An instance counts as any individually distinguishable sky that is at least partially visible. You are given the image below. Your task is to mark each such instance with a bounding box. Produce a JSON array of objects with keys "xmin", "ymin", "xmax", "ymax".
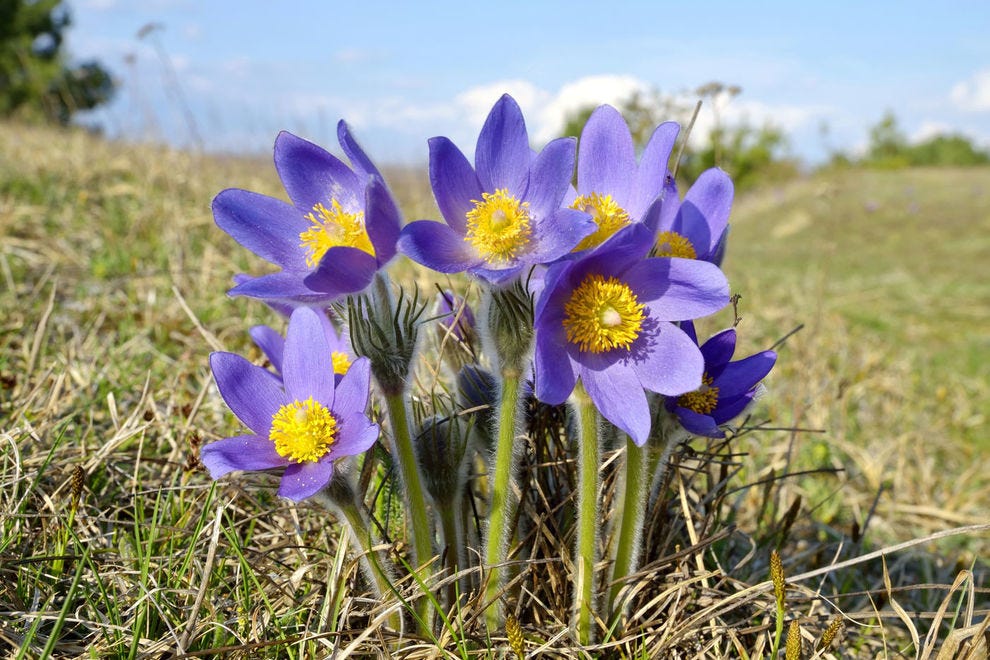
[{"xmin": 66, "ymin": 0, "xmax": 990, "ymax": 165}]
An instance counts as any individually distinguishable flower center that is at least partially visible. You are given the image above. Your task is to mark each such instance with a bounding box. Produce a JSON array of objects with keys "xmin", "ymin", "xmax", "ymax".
[
  {"xmin": 269, "ymin": 397, "xmax": 338, "ymax": 463},
  {"xmin": 299, "ymin": 199, "xmax": 375, "ymax": 268},
  {"xmin": 654, "ymin": 231, "xmax": 697, "ymax": 259},
  {"xmin": 562, "ymin": 274, "xmax": 645, "ymax": 353},
  {"xmin": 464, "ymin": 189, "xmax": 532, "ymax": 264},
  {"xmin": 330, "ymin": 351, "xmax": 351, "ymax": 376},
  {"xmin": 677, "ymin": 374, "xmax": 720, "ymax": 414},
  {"xmin": 570, "ymin": 192, "xmax": 631, "ymax": 251}
]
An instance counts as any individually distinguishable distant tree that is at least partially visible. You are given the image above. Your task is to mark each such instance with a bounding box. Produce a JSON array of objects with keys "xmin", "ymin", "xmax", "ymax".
[
  {"xmin": 865, "ymin": 110, "xmax": 910, "ymax": 167},
  {"xmin": 861, "ymin": 111, "xmax": 989, "ymax": 168},
  {"xmin": 0, "ymin": 0, "xmax": 116, "ymax": 124}
]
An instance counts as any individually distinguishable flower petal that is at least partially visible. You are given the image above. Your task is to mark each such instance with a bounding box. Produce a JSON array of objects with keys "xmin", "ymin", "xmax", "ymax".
[
  {"xmin": 715, "ymin": 351, "xmax": 777, "ymax": 398},
  {"xmin": 229, "ymin": 271, "xmax": 334, "ymax": 305},
  {"xmin": 365, "ymin": 176, "xmax": 400, "ymax": 265},
  {"xmin": 630, "ymin": 121, "xmax": 679, "ymax": 218},
  {"xmin": 249, "ymin": 325, "xmax": 286, "ymax": 374},
  {"xmin": 304, "ymin": 247, "xmax": 378, "ymax": 296},
  {"xmin": 332, "ymin": 356, "xmax": 371, "ymax": 418},
  {"xmin": 674, "ymin": 407, "xmax": 723, "ymax": 438},
  {"xmin": 676, "ymin": 168, "xmax": 733, "ymax": 259},
  {"xmin": 581, "ymin": 364, "xmax": 651, "ymax": 445},
  {"xmin": 528, "ymin": 208, "xmax": 597, "ymax": 264},
  {"xmin": 527, "ymin": 136, "xmax": 576, "ymax": 219},
  {"xmin": 578, "ymin": 105, "xmax": 636, "ymax": 206},
  {"xmin": 282, "ymin": 308, "xmax": 335, "ymax": 405},
  {"xmin": 275, "ymin": 131, "xmax": 363, "ymax": 214},
  {"xmin": 200, "ymin": 434, "xmax": 289, "ymax": 477},
  {"xmin": 278, "ymin": 461, "xmax": 334, "ymax": 501},
  {"xmin": 212, "ymin": 189, "xmax": 308, "ymax": 270},
  {"xmin": 700, "ymin": 328, "xmax": 737, "ymax": 375},
  {"xmin": 534, "ymin": 330, "xmax": 578, "ymax": 405},
  {"xmin": 630, "ymin": 321, "xmax": 705, "ymax": 396},
  {"xmin": 628, "ymin": 258, "xmax": 729, "ymax": 320},
  {"xmin": 337, "ymin": 120, "xmax": 382, "ymax": 181},
  {"xmin": 475, "ymin": 94, "xmax": 530, "ymax": 193},
  {"xmin": 429, "ymin": 136, "xmax": 483, "ymax": 233},
  {"xmin": 332, "ymin": 415, "xmax": 380, "ymax": 457},
  {"xmin": 397, "ymin": 220, "xmax": 481, "ymax": 273},
  {"xmin": 210, "ymin": 351, "xmax": 288, "ymax": 435}
]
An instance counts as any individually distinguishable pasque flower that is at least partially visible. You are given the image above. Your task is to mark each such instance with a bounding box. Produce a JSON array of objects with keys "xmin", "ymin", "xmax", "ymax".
[
  {"xmin": 533, "ymin": 225, "xmax": 730, "ymax": 444},
  {"xmin": 398, "ymin": 94, "xmax": 596, "ymax": 284},
  {"xmin": 213, "ymin": 122, "xmax": 401, "ymax": 305},
  {"xmin": 569, "ymin": 104, "xmax": 679, "ymax": 252},
  {"xmin": 649, "ymin": 167, "xmax": 734, "ymax": 265},
  {"xmin": 201, "ymin": 307, "xmax": 379, "ymax": 501},
  {"xmin": 665, "ymin": 321, "xmax": 777, "ymax": 437}
]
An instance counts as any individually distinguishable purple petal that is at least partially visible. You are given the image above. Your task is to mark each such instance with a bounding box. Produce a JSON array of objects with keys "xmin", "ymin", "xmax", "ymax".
[
  {"xmin": 715, "ymin": 351, "xmax": 777, "ymax": 398},
  {"xmin": 229, "ymin": 271, "xmax": 335, "ymax": 305},
  {"xmin": 212, "ymin": 189, "xmax": 308, "ymax": 270},
  {"xmin": 711, "ymin": 393, "xmax": 756, "ymax": 425},
  {"xmin": 581, "ymin": 365, "xmax": 650, "ymax": 445},
  {"xmin": 676, "ymin": 168, "xmax": 733, "ymax": 257},
  {"xmin": 249, "ymin": 325, "xmax": 286, "ymax": 374},
  {"xmin": 303, "ymin": 248, "xmax": 378, "ymax": 295},
  {"xmin": 278, "ymin": 461, "xmax": 334, "ymax": 501},
  {"xmin": 652, "ymin": 177, "xmax": 681, "ymax": 234},
  {"xmin": 331, "ymin": 415, "xmax": 380, "ymax": 457},
  {"xmin": 331, "ymin": 356, "xmax": 371, "ymax": 418},
  {"xmin": 429, "ymin": 136, "xmax": 483, "ymax": 233},
  {"xmin": 398, "ymin": 220, "xmax": 481, "ymax": 273},
  {"xmin": 527, "ymin": 137, "xmax": 577, "ymax": 219},
  {"xmin": 527, "ymin": 208, "xmax": 597, "ymax": 264},
  {"xmin": 627, "ymin": 258, "xmax": 729, "ymax": 320},
  {"xmin": 631, "ymin": 322, "xmax": 705, "ymax": 396},
  {"xmin": 365, "ymin": 176, "xmax": 401, "ymax": 265},
  {"xmin": 630, "ymin": 121, "xmax": 679, "ymax": 219},
  {"xmin": 282, "ymin": 308, "xmax": 335, "ymax": 405},
  {"xmin": 534, "ymin": 331, "xmax": 578, "ymax": 405},
  {"xmin": 674, "ymin": 407, "xmax": 723, "ymax": 438},
  {"xmin": 337, "ymin": 120, "xmax": 382, "ymax": 181},
  {"xmin": 274, "ymin": 131, "xmax": 362, "ymax": 214},
  {"xmin": 578, "ymin": 105, "xmax": 636, "ymax": 206},
  {"xmin": 200, "ymin": 434, "xmax": 289, "ymax": 477},
  {"xmin": 700, "ymin": 328, "xmax": 737, "ymax": 373},
  {"xmin": 210, "ymin": 352, "xmax": 288, "ymax": 435},
  {"xmin": 475, "ymin": 94, "xmax": 530, "ymax": 193}
]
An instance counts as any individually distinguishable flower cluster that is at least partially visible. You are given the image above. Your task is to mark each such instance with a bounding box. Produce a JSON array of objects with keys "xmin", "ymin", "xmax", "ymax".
[{"xmin": 200, "ymin": 93, "xmax": 778, "ymax": 642}]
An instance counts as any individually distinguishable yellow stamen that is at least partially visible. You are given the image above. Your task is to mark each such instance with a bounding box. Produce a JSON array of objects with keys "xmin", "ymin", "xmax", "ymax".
[
  {"xmin": 299, "ymin": 199, "xmax": 374, "ymax": 268},
  {"xmin": 464, "ymin": 189, "xmax": 531, "ymax": 264},
  {"xmin": 677, "ymin": 374, "xmax": 719, "ymax": 414},
  {"xmin": 269, "ymin": 396, "xmax": 338, "ymax": 463},
  {"xmin": 562, "ymin": 274, "xmax": 645, "ymax": 353},
  {"xmin": 570, "ymin": 192, "xmax": 631, "ymax": 251},
  {"xmin": 654, "ymin": 231, "xmax": 697, "ymax": 259},
  {"xmin": 330, "ymin": 351, "xmax": 351, "ymax": 376}
]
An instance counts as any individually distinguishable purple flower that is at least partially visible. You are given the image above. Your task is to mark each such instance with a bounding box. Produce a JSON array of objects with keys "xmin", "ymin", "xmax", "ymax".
[
  {"xmin": 213, "ymin": 123, "xmax": 401, "ymax": 305},
  {"xmin": 533, "ymin": 226, "xmax": 730, "ymax": 444},
  {"xmin": 650, "ymin": 168, "xmax": 733, "ymax": 265},
  {"xmin": 568, "ymin": 104, "xmax": 679, "ymax": 252},
  {"xmin": 434, "ymin": 290, "xmax": 476, "ymax": 343},
  {"xmin": 249, "ymin": 311, "xmax": 355, "ymax": 383},
  {"xmin": 665, "ymin": 322, "xmax": 777, "ymax": 438},
  {"xmin": 398, "ymin": 94, "xmax": 596, "ymax": 284},
  {"xmin": 201, "ymin": 307, "xmax": 379, "ymax": 501}
]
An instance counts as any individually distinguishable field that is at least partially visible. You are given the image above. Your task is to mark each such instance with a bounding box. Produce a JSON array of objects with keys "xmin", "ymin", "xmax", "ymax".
[{"xmin": 1, "ymin": 120, "xmax": 988, "ymax": 658}]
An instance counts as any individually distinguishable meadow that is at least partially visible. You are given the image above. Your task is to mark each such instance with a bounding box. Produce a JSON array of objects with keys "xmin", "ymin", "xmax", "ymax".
[{"xmin": 0, "ymin": 120, "xmax": 987, "ymax": 658}]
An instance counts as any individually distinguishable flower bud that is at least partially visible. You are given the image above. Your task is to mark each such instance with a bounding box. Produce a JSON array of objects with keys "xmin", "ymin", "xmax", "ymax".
[{"xmin": 414, "ymin": 414, "xmax": 469, "ymax": 507}]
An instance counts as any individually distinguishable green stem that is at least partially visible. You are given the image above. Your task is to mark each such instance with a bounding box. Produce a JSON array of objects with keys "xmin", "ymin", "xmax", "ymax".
[
  {"xmin": 573, "ymin": 382, "xmax": 601, "ymax": 645},
  {"xmin": 438, "ymin": 497, "xmax": 464, "ymax": 610},
  {"xmin": 483, "ymin": 370, "xmax": 523, "ymax": 633},
  {"xmin": 383, "ymin": 392, "xmax": 434, "ymax": 625},
  {"xmin": 608, "ymin": 435, "xmax": 648, "ymax": 623}
]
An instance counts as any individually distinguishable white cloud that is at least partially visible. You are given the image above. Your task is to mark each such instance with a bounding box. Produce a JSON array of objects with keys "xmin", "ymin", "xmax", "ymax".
[
  {"xmin": 530, "ymin": 75, "xmax": 649, "ymax": 144},
  {"xmin": 950, "ymin": 69, "xmax": 990, "ymax": 112},
  {"xmin": 911, "ymin": 120, "xmax": 952, "ymax": 143}
]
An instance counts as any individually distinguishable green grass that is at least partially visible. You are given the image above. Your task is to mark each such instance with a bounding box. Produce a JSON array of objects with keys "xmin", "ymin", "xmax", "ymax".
[{"xmin": 1, "ymin": 120, "xmax": 988, "ymax": 657}]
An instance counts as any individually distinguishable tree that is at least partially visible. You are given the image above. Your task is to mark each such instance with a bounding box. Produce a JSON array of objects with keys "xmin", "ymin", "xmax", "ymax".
[{"xmin": 0, "ymin": 0, "xmax": 116, "ymax": 124}]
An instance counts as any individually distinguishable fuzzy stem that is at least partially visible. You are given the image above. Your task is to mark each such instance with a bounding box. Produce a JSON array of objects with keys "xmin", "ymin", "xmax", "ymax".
[
  {"xmin": 572, "ymin": 381, "xmax": 601, "ymax": 645},
  {"xmin": 483, "ymin": 370, "xmax": 523, "ymax": 633},
  {"xmin": 383, "ymin": 392, "xmax": 434, "ymax": 626},
  {"xmin": 313, "ymin": 477, "xmax": 402, "ymax": 633},
  {"xmin": 438, "ymin": 497, "xmax": 464, "ymax": 609},
  {"xmin": 608, "ymin": 435, "xmax": 648, "ymax": 621}
]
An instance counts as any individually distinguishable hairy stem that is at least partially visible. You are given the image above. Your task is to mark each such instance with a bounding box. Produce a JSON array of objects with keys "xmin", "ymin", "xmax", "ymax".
[
  {"xmin": 483, "ymin": 370, "xmax": 523, "ymax": 633},
  {"xmin": 608, "ymin": 435, "xmax": 648, "ymax": 622},
  {"xmin": 572, "ymin": 382, "xmax": 601, "ymax": 645}
]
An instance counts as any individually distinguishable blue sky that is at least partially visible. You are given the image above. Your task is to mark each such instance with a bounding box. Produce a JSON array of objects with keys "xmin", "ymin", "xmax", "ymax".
[{"xmin": 67, "ymin": 0, "xmax": 990, "ymax": 164}]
